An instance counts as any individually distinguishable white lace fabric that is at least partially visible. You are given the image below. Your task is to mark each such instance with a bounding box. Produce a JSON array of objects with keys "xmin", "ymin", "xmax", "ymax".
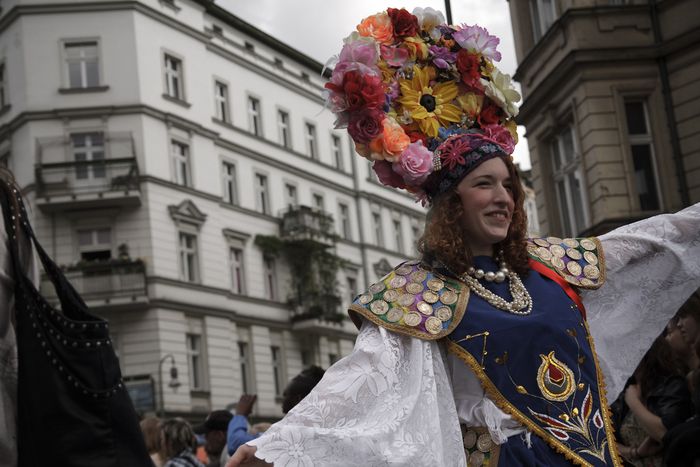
[{"xmin": 250, "ymin": 203, "xmax": 700, "ymax": 466}]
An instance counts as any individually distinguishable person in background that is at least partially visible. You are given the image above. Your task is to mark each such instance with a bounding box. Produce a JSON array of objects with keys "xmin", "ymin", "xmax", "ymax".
[
  {"xmin": 193, "ymin": 410, "xmax": 233, "ymax": 467},
  {"xmin": 161, "ymin": 417, "xmax": 205, "ymax": 467},
  {"xmin": 140, "ymin": 416, "xmax": 164, "ymax": 467}
]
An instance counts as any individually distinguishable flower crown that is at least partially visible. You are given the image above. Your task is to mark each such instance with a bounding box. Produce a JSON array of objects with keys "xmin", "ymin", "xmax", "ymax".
[{"xmin": 325, "ymin": 7, "xmax": 521, "ymax": 203}]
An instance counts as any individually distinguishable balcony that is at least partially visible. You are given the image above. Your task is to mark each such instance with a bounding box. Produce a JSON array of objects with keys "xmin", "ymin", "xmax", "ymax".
[
  {"xmin": 41, "ymin": 259, "xmax": 147, "ymax": 308},
  {"xmin": 290, "ymin": 294, "xmax": 346, "ymax": 334},
  {"xmin": 280, "ymin": 205, "xmax": 337, "ymax": 247},
  {"xmin": 35, "ymin": 132, "xmax": 141, "ymax": 212}
]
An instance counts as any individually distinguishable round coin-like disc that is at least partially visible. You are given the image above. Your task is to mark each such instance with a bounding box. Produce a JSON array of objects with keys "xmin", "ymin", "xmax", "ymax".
[
  {"xmin": 383, "ymin": 289, "xmax": 399, "ymax": 303},
  {"xmin": 398, "ymin": 293, "xmax": 415, "ymax": 307},
  {"xmin": 583, "ymin": 251, "xmax": 598, "ymax": 265},
  {"xmin": 417, "ymin": 301, "xmax": 433, "ymax": 315},
  {"xmin": 425, "ymin": 316, "xmax": 443, "ymax": 334},
  {"xmin": 440, "ymin": 290, "xmax": 458, "ymax": 305},
  {"xmin": 386, "ymin": 308, "xmax": 403, "ymax": 322},
  {"xmin": 404, "ymin": 312, "xmax": 422, "ymax": 327},
  {"xmin": 370, "ymin": 300, "xmax": 389, "ymax": 315},
  {"xmin": 410, "ymin": 270, "xmax": 428, "ymax": 283},
  {"xmin": 536, "ymin": 247, "xmax": 552, "ymax": 261},
  {"xmin": 549, "ymin": 245, "xmax": 566, "ymax": 258},
  {"xmin": 359, "ymin": 293, "xmax": 373, "ymax": 305},
  {"xmin": 583, "ymin": 264, "xmax": 600, "ymax": 279},
  {"xmin": 426, "ymin": 278, "xmax": 445, "ymax": 291},
  {"xmin": 422, "ymin": 291, "xmax": 439, "ymax": 304},
  {"xmin": 551, "ymin": 257, "xmax": 566, "ymax": 270},
  {"xmin": 567, "ymin": 261, "xmax": 582, "ymax": 276},
  {"xmin": 563, "ymin": 238, "xmax": 579, "ymax": 248},
  {"xmin": 534, "ymin": 238, "xmax": 549, "ymax": 247},
  {"xmin": 389, "ymin": 275, "xmax": 407, "ymax": 289},
  {"xmin": 369, "ymin": 282, "xmax": 386, "ymax": 294},
  {"xmin": 468, "ymin": 451, "xmax": 485, "ymax": 466},
  {"xmin": 406, "ymin": 282, "xmax": 424, "ymax": 294},
  {"xmin": 566, "ymin": 248, "xmax": 582, "ymax": 260},
  {"xmin": 395, "ymin": 265, "xmax": 413, "ymax": 276},
  {"xmin": 546, "ymin": 236, "xmax": 563, "ymax": 245},
  {"xmin": 463, "ymin": 430, "xmax": 477, "ymax": 449},
  {"xmin": 436, "ymin": 306, "xmax": 453, "ymax": 321},
  {"xmin": 477, "ymin": 434, "xmax": 493, "ymax": 453},
  {"xmin": 580, "ymin": 238, "xmax": 596, "ymax": 251}
]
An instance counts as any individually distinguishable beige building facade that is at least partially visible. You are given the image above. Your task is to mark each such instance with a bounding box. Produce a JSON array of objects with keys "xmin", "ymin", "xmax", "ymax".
[{"xmin": 509, "ymin": 0, "xmax": 700, "ymax": 235}]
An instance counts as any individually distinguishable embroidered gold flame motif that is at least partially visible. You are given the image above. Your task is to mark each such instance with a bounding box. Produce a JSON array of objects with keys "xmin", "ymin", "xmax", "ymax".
[{"xmin": 536, "ymin": 351, "xmax": 576, "ymax": 402}]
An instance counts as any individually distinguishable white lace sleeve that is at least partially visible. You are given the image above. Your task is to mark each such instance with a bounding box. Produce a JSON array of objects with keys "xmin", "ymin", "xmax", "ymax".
[
  {"xmin": 582, "ymin": 202, "xmax": 700, "ymax": 400},
  {"xmin": 248, "ymin": 320, "xmax": 465, "ymax": 466}
]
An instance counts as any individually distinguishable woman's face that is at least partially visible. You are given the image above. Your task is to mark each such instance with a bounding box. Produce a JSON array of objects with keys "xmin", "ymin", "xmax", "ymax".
[
  {"xmin": 456, "ymin": 157, "xmax": 514, "ymax": 256},
  {"xmin": 666, "ymin": 318, "xmax": 691, "ymax": 357},
  {"xmin": 678, "ymin": 315, "xmax": 700, "ymax": 346}
]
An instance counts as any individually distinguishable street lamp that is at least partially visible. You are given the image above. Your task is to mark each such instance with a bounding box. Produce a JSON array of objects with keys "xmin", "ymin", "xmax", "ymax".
[{"xmin": 158, "ymin": 353, "xmax": 181, "ymax": 417}]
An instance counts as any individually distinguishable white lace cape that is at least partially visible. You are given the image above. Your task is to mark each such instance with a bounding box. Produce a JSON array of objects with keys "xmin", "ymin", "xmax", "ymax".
[{"xmin": 249, "ymin": 203, "xmax": 700, "ymax": 466}]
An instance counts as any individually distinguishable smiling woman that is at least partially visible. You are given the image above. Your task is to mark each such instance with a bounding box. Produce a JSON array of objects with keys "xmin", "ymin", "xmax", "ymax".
[{"xmin": 226, "ymin": 7, "xmax": 700, "ymax": 467}]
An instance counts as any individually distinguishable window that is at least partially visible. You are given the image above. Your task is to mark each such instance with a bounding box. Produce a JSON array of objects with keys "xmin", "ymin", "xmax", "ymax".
[
  {"xmin": 187, "ymin": 334, "xmax": 203, "ymax": 390},
  {"xmin": 530, "ymin": 0, "xmax": 556, "ymax": 41},
  {"xmin": 551, "ymin": 125, "xmax": 589, "ymax": 236},
  {"xmin": 244, "ymin": 41, "xmax": 254, "ymax": 52},
  {"xmin": 331, "ymin": 134, "xmax": 343, "ymax": 170},
  {"xmin": 214, "ymin": 81, "xmax": 230, "ymax": 122},
  {"xmin": 411, "ymin": 219, "xmax": 422, "ymax": 249},
  {"xmin": 179, "ymin": 232, "xmax": 199, "ymax": 282},
  {"xmin": 254, "ymin": 173, "xmax": 270, "ymax": 214},
  {"xmin": 271, "ymin": 346, "xmax": 283, "ymax": 396},
  {"xmin": 71, "ymin": 132, "xmax": 105, "ymax": 180},
  {"xmin": 624, "ymin": 99, "xmax": 661, "ymax": 211},
  {"xmin": 329, "ymin": 353, "xmax": 338, "ymax": 365},
  {"xmin": 248, "ymin": 97, "xmax": 262, "ymax": 136},
  {"xmin": 0, "ymin": 63, "xmax": 6, "ymax": 108},
  {"xmin": 171, "ymin": 139, "xmax": 191, "ymax": 187},
  {"xmin": 238, "ymin": 341, "xmax": 251, "ymax": 394},
  {"xmin": 164, "ymin": 54, "xmax": 184, "ymax": 100},
  {"xmin": 230, "ymin": 247, "xmax": 246, "ymax": 294},
  {"xmin": 312, "ymin": 193, "xmax": 324, "ymax": 211},
  {"xmin": 263, "ymin": 256, "xmax": 277, "ymax": 300},
  {"xmin": 64, "ymin": 41, "xmax": 99, "ymax": 88},
  {"xmin": 393, "ymin": 218, "xmax": 404, "ymax": 254},
  {"xmin": 305, "ymin": 123, "xmax": 318, "ymax": 159},
  {"xmin": 338, "ymin": 203, "xmax": 351, "ymax": 240},
  {"xmin": 284, "ymin": 183, "xmax": 298, "ymax": 207},
  {"xmin": 347, "ymin": 276, "xmax": 357, "ymax": 302},
  {"xmin": 372, "ymin": 211, "xmax": 384, "ymax": 247},
  {"xmin": 77, "ymin": 227, "xmax": 111, "ymax": 261},
  {"xmin": 222, "ymin": 161, "xmax": 237, "ymax": 205},
  {"xmin": 278, "ymin": 110, "xmax": 291, "ymax": 148}
]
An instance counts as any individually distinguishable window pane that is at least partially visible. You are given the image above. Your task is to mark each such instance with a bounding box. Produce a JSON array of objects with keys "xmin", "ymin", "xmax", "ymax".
[
  {"xmin": 85, "ymin": 60, "xmax": 99, "ymax": 87},
  {"xmin": 568, "ymin": 172, "xmax": 585, "ymax": 233},
  {"xmin": 556, "ymin": 181, "xmax": 572, "ymax": 235},
  {"xmin": 631, "ymin": 144, "xmax": 660, "ymax": 211},
  {"xmin": 624, "ymin": 101, "xmax": 647, "ymax": 135}
]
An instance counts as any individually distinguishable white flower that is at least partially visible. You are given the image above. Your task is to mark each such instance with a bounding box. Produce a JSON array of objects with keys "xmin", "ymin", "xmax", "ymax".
[
  {"xmin": 412, "ymin": 7, "xmax": 446, "ymax": 41},
  {"xmin": 260, "ymin": 430, "xmax": 314, "ymax": 467},
  {"xmin": 481, "ymin": 69, "xmax": 521, "ymax": 118}
]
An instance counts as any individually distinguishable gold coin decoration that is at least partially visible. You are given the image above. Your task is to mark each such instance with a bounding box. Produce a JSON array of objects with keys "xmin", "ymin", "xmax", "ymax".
[
  {"xmin": 426, "ymin": 278, "xmax": 445, "ymax": 291},
  {"xmin": 370, "ymin": 300, "xmax": 389, "ymax": 315},
  {"xmin": 425, "ymin": 316, "xmax": 443, "ymax": 334},
  {"xmin": 359, "ymin": 293, "xmax": 373, "ymax": 304},
  {"xmin": 468, "ymin": 451, "xmax": 485, "ymax": 466},
  {"xmin": 564, "ymin": 274, "xmax": 580, "ymax": 285},
  {"xmin": 436, "ymin": 306, "xmax": 453, "ymax": 321},
  {"xmin": 395, "ymin": 265, "xmax": 413, "ymax": 276},
  {"xmin": 383, "ymin": 289, "xmax": 399, "ymax": 303},
  {"xmin": 369, "ymin": 282, "xmax": 385, "ymax": 294},
  {"xmin": 563, "ymin": 238, "xmax": 579, "ymax": 248},
  {"xmin": 389, "ymin": 275, "xmax": 407, "ymax": 289},
  {"xmin": 549, "ymin": 245, "xmax": 566, "ymax": 258},
  {"xmin": 440, "ymin": 290, "xmax": 458, "ymax": 305},
  {"xmin": 583, "ymin": 264, "xmax": 600, "ymax": 279},
  {"xmin": 527, "ymin": 244, "xmax": 540, "ymax": 256},
  {"xmin": 534, "ymin": 238, "xmax": 550, "ymax": 247},
  {"xmin": 386, "ymin": 308, "xmax": 403, "ymax": 322},
  {"xmin": 404, "ymin": 312, "xmax": 422, "ymax": 327},
  {"xmin": 422, "ymin": 291, "xmax": 439, "ymax": 304},
  {"xmin": 567, "ymin": 261, "xmax": 582, "ymax": 276},
  {"xmin": 547, "ymin": 236, "xmax": 563, "ymax": 245},
  {"xmin": 551, "ymin": 257, "xmax": 566, "ymax": 270},
  {"xmin": 580, "ymin": 238, "xmax": 596, "ymax": 251},
  {"xmin": 477, "ymin": 434, "xmax": 493, "ymax": 453},
  {"xmin": 566, "ymin": 248, "xmax": 582, "ymax": 260},
  {"xmin": 406, "ymin": 282, "xmax": 424, "ymax": 294},
  {"xmin": 580, "ymin": 278, "xmax": 595, "ymax": 287},
  {"xmin": 411, "ymin": 270, "xmax": 428, "ymax": 283},
  {"xmin": 583, "ymin": 251, "xmax": 598, "ymax": 265},
  {"xmin": 417, "ymin": 301, "xmax": 433, "ymax": 315},
  {"xmin": 463, "ymin": 430, "xmax": 477, "ymax": 449},
  {"xmin": 398, "ymin": 293, "xmax": 415, "ymax": 307},
  {"xmin": 536, "ymin": 247, "xmax": 552, "ymax": 261}
]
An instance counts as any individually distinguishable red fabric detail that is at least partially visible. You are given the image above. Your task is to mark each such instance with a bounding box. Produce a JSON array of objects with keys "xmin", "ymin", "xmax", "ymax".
[{"xmin": 529, "ymin": 259, "xmax": 586, "ymax": 320}]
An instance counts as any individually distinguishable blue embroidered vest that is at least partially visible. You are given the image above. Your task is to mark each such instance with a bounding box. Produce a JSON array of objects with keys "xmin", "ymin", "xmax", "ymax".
[{"xmin": 349, "ymin": 237, "xmax": 622, "ymax": 467}]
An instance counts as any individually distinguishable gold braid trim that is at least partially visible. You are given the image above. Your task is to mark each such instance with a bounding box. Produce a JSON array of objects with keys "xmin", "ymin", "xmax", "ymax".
[
  {"xmin": 445, "ymin": 340, "xmax": 623, "ymax": 467},
  {"xmin": 591, "ymin": 237, "xmax": 607, "ymax": 287},
  {"xmin": 348, "ymin": 286, "xmax": 469, "ymax": 341}
]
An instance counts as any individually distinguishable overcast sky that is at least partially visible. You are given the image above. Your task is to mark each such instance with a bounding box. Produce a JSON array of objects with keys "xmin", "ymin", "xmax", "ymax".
[{"xmin": 215, "ymin": 0, "xmax": 531, "ymax": 169}]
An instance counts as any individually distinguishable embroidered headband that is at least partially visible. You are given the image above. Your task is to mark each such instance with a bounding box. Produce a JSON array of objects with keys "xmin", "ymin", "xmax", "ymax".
[{"xmin": 325, "ymin": 7, "xmax": 521, "ymax": 204}]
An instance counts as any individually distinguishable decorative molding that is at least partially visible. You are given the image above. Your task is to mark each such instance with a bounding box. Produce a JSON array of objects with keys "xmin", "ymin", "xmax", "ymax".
[
  {"xmin": 58, "ymin": 86, "xmax": 110, "ymax": 94},
  {"xmin": 168, "ymin": 199, "xmax": 207, "ymax": 227},
  {"xmin": 373, "ymin": 258, "xmax": 393, "ymax": 278}
]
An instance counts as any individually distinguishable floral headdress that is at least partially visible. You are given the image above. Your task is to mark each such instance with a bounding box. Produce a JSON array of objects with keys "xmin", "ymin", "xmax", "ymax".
[{"xmin": 325, "ymin": 7, "xmax": 521, "ymax": 204}]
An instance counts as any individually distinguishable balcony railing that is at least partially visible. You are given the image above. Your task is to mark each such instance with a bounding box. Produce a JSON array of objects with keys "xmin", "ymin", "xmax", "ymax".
[
  {"xmin": 280, "ymin": 205, "xmax": 337, "ymax": 246},
  {"xmin": 35, "ymin": 132, "xmax": 141, "ymax": 210},
  {"xmin": 41, "ymin": 259, "xmax": 147, "ymax": 306}
]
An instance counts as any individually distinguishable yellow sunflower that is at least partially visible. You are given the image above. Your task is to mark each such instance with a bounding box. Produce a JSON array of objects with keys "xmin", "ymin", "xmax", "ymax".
[{"xmin": 397, "ymin": 66, "xmax": 462, "ymax": 138}]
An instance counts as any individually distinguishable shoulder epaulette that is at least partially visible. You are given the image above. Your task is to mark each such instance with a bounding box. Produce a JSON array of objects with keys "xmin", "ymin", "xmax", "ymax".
[
  {"xmin": 348, "ymin": 260, "xmax": 468, "ymax": 340},
  {"xmin": 526, "ymin": 236, "xmax": 605, "ymax": 289}
]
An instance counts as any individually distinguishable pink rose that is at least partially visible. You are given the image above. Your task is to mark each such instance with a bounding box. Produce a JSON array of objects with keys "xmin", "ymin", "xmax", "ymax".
[
  {"xmin": 482, "ymin": 124, "xmax": 515, "ymax": 154},
  {"xmin": 392, "ymin": 141, "xmax": 433, "ymax": 186},
  {"xmin": 373, "ymin": 160, "xmax": 406, "ymax": 189},
  {"xmin": 339, "ymin": 40, "xmax": 379, "ymax": 68},
  {"xmin": 348, "ymin": 108, "xmax": 384, "ymax": 144},
  {"xmin": 380, "ymin": 45, "xmax": 409, "ymax": 67}
]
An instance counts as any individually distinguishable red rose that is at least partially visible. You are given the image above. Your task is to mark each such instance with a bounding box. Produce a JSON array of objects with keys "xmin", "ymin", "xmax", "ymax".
[
  {"xmin": 373, "ymin": 160, "xmax": 406, "ymax": 189},
  {"xmin": 360, "ymin": 74, "xmax": 386, "ymax": 110},
  {"xmin": 348, "ymin": 109, "xmax": 384, "ymax": 144},
  {"xmin": 341, "ymin": 71, "xmax": 385, "ymax": 112},
  {"xmin": 478, "ymin": 100, "xmax": 502, "ymax": 126},
  {"xmin": 456, "ymin": 50, "xmax": 482, "ymax": 89},
  {"xmin": 406, "ymin": 131, "xmax": 428, "ymax": 146},
  {"xmin": 387, "ymin": 8, "xmax": 419, "ymax": 38}
]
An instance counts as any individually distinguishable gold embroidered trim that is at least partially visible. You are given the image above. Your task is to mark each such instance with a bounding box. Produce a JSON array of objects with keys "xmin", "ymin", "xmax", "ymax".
[{"xmin": 445, "ymin": 340, "xmax": 623, "ymax": 467}]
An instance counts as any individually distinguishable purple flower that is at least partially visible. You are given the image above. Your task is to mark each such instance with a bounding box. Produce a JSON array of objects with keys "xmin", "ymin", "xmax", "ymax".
[
  {"xmin": 452, "ymin": 24, "xmax": 502, "ymax": 62},
  {"xmin": 428, "ymin": 45, "xmax": 456, "ymax": 70}
]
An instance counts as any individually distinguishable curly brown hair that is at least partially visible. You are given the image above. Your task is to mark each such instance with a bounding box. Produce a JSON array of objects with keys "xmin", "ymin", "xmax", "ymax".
[{"xmin": 418, "ymin": 156, "xmax": 529, "ymax": 276}]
